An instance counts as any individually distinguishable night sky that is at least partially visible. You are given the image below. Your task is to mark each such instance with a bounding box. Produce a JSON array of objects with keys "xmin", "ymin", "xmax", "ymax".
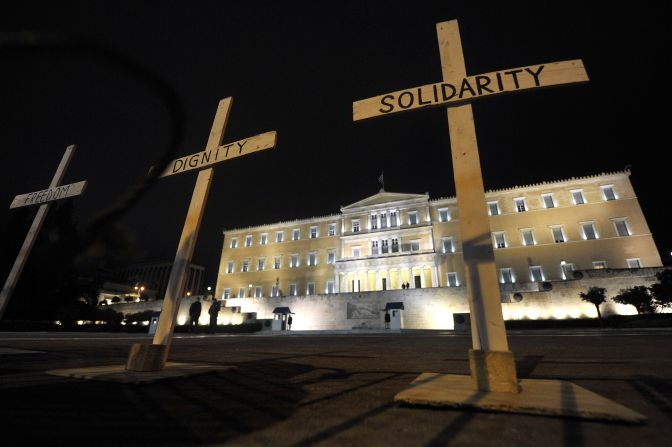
[{"xmin": 2, "ymin": 1, "xmax": 670, "ymax": 289}]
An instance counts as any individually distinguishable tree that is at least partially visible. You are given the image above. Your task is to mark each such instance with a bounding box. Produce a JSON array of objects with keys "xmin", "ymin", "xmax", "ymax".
[
  {"xmin": 649, "ymin": 269, "xmax": 672, "ymax": 311},
  {"xmin": 579, "ymin": 286, "xmax": 607, "ymax": 326},
  {"xmin": 612, "ymin": 286, "xmax": 655, "ymax": 314}
]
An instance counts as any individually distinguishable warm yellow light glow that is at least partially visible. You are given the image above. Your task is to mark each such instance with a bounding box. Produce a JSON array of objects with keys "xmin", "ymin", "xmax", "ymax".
[
  {"xmin": 76, "ymin": 320, "xmax": 84, "ymax": 326},
  {"xmin": 552, "ymin": 308, "xmax": 567, "ymax": 319},
  {"xmin": 567, "ymin": 307, "xmax": 582, "ymax": 319},
  {"xmin": 177, "ymin": 316, "xmax": 187, "ymax": 325}
]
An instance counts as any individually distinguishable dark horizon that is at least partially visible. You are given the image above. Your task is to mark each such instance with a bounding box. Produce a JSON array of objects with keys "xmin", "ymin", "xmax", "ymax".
[{"xmin": 2, "ymin": 1, "xmax": 670, "ymax": 290}]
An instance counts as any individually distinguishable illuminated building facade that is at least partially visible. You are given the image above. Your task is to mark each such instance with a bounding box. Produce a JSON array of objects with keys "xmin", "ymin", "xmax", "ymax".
[{"xmin": 215, "ymin": 170, "xmax": 662, "ymax": 301}]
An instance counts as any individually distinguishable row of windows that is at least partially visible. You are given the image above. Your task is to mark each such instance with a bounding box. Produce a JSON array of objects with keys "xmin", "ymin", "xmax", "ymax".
[
  {"xmin": 497, "ymin": 258, "xmax": 642, "ymax": 283},
  {"xmin": 226, "ymin": 250, "xmax": 337, "ymax": 273},
  {"xmin": 492, "ymin": 218, "xmax": 631, "ymax": 249},
  {"xmin": 229, "ymin": 224, "xmax": 338, "ymax": 248},
  {"xmin": 488, "ymin": 185, "xmax": 618, "ymax": 216},
  {"xmin": 223, "ymin": 281, "xmax": 336, "ymax": 298},
  {"xmin": 223, "ymin": 258, "xmax": 644, "ymax": 298},
  {"xmin": 352, "ymin": 209, "xmax": 428, "ymax": 233}
]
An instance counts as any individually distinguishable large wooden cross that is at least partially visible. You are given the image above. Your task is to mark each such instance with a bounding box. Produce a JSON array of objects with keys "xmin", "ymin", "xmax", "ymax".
[
  {"xmin": 0, "ymin": 145, "xmax": 87, "ymax": 319},
  {"xmin": 354, "ymin": 20, "xmax": 588, "ymax": 393},
  {"xmin": 126, "ymin": 97, "xmax": 277, "ymax": 372}
]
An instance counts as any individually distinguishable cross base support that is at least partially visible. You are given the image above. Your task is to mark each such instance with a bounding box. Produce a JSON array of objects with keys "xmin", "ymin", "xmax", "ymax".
[
  {"xmin": 126, "ymin": 343, "xmax": 168, "ymax": 372},
  {"xmin": 394, "ymin": 372, "xmax": 646, "ymax": 423},
  {"xmin": 469, "ymin": 349, "xmax": 519, "ymax": 393}
]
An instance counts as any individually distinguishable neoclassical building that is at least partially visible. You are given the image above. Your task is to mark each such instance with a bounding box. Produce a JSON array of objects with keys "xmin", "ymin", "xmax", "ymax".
[{"xmin": 215, "ymin": 171, "xmax": 662, "ymax": 301}]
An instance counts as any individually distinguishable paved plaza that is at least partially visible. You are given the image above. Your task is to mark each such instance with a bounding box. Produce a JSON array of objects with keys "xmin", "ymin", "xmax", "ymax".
[{"xmin": 1, "ymin": 329, "xmax": 670, "ymax": 446}]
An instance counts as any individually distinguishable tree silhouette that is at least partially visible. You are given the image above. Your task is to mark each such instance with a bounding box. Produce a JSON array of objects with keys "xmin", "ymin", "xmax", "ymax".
[
  {"xmin": 612, "ymin": 286, "xmax": 655, "ymax": 314},
  {"xmin": 649, "ymin": 269, "xmax": 672, "ymax": 311},
  {"xmin": 579, "ymin": 286, "xmax": 607, "ymax": 327}
]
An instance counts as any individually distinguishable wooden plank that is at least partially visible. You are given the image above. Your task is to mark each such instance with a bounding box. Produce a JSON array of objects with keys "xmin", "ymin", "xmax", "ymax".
[
  {"xmin": 10, "ymin": 180, "xmax": 87, "ymax": 209},
  {"xmin": 0, "ymin": 145, "xmax": 77, "ymax": 318},
  {"xmin": 160, "ymin": 131, "xmax": 277, "ymax": 178},
  {"xmin": 353, "ymin": 59, "xmax": 588, "ymax": 121},
  {"xmin": 394, "ymin": 372, "xmax": 646, "ymax": 423}
]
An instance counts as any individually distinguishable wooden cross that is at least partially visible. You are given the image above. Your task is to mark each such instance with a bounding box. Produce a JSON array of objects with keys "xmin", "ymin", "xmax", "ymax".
[
  {"xmin": 0, "ymin": 145, "xmax": 87, "ymax": 318},
  {"xmin": 126, "ymin": 97, "xmax": 277, "ymax": 372},
  {"xmin": 354, "ymin": 20, "xmax": 588, "ymax": 393}
]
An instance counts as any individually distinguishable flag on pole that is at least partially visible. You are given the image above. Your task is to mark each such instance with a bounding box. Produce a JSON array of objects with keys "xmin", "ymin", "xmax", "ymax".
[{"xmin": 378, "ymin": 171, "xmax": 384, "ymax": 189}]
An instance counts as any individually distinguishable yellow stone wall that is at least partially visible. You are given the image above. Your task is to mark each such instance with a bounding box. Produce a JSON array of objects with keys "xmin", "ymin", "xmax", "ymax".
[{"xmin": 216, "ymin": 171, "xmax": 662, "ymax": 300}]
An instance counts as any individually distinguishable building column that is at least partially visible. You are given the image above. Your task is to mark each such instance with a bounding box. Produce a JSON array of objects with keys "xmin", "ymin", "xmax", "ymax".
[
  {"xmin": 431, "ymin": 266, "xmax": 439, "ymax": 287},
  {"xmin": 375, "ymin": 271, "xmax": 380, "ymax": 291},
  {"xmin": 420, "ymin": 267, "xmax": 426, "ymax": 288},
  {"xmin": 334, "ymin": 272, "xmax": 340, "ymax": 293}
]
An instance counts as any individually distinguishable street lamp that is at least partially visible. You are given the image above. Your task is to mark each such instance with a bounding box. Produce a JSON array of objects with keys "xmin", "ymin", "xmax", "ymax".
[{"xmin": 134, "ymin": 285, "xmax": 144, "ymax": 302}]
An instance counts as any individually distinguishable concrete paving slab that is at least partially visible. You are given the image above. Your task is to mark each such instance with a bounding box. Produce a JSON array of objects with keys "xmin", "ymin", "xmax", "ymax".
[
  {"xmin": 45, "ymin": 362, "xmax": 235, "ymax": 384},
  {"xmin": 394, "ymin": 372, "xmax": 646, "ymax": 423}
]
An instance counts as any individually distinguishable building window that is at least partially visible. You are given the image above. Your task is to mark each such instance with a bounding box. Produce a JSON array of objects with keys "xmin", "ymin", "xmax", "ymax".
[
  {"xmin": 238, "ymin": 287, "xmax": 246, "ymax": 299},
  {"xmin": 276, "ymin": 231, "xmax": 284, "ymax": 243},
  {"xmin": 289, "ymin": 284, "xmax": 297, "ymax": 296},
  {"xmin": 260, "ymin": 233, "xmax": 268, "ymax": 245},
  {"xmin": 500, "ymin": 268, "xmax": 514, "ymax": 284},
  {"xmin": 352, "ymin": 246, "xmax": 361, "ymax": 258},
  {"xmin": 230, "ymin": 237, "xmax": 238, "ymax": 248},
  {"xmin": 551, "ymin": 226, "xmax": 566, "ymax": 243},
  {"xmin": 328, "ymin": 223, "xmax": 336, "ymax": 236},
  {"xmin": 290, "ymin": 254, "xmax": 299, "ymax": 268},
  {"xmin": 601, "ymin": 185, "xmax": 617, "ymax": 201},
  {"xmin": 446, "ymin": 272, "xmax": 459, "ymax": 287},
  {"xmin": 242, "ymin": 260, "xmax": 249, "ymax": 273},
  {"xmin": 493, "ymin": 232, "xmax": 507, "ymax": 249},
  {"xmin": 308, "ymin": 252, "xmax": 317, "ymax": 266},
  {"xmin": 326, "ymin": 281, "xmax": 335, "ymax": 294},
  {"xmin": 271, "ymin": 285, "xmax": 279, "ymax": 297},
  {"xmin": 390, "ymin": 211, "xmax": 398, "ymax": 227},
  {"xmin": 581, "ymin": 222, "xmax": 598, "ymax": 240},
  {"xmin": 391, "ymin": 238, "xmax": 399, "ymax": 253},
  {"xmin": 371, "ymin": 240, "xmax": 379, "ymax": 255},
  {"xmin": 310, "ymin": 226, "xmax": 318, "ymax": 239},
  {"xmin": 438, "ymin": 208, "xmax": 450, "ymax": 222},
  {"xmin": 514, "ymin": 197, "xmax": 527, "ymax": 212},
  {"xmin": 613, "ymin": 218, "xmax": 631, "ymax": 237},
  {"xmin": 410, "ymin": 240, "xmax": 420, "ymax": 252},
  {"xmin": 381, "ymin": 239, "xmax": 389, "ymax": 254},
  {"xmin": 327, "ymin": 250, "xmax": 336, "ymax": 264},
  {"xmin": 529, "ymin": 266, "xmax": 544, "ymax": 282},
  {"xmin": 292, "ymin": 229, "xmax": 300, "ymax": 240},
  {"xmin": 223, "ymin": 288, "xmax": 231, "ymax": 299},
  {"xmin": 521, "ymin": 229, "xmax": 535, "ymax": 246},
  {"xmin": 245, "ymin": 235, "xmax": 253, "ymax": 247},
  {"xmin": 571, "ymin": 189, "xmax": 586, "ymax": 205},
  {"xmin": 352, "ymin": 220, "xmax": 360, "ymax": 232},
  {"xmin": 380, "ymin": 212, "xmax": 388, "ymax": 228},
  {"xmin": 274, "ymin": 256, "xmax": 281, "ymax": 269},
  {"xmin": 441, "ymin": 237, "xmax": 454, "ymax": 253},
  {"xmin": 408, "ymin": 211, "xmax": 418, "ymax": 225},
  {"xmin": 307, "ymin": 282, "xmax": 315, "ymax": 295},
  {"xmin": 370, "ymin": 214, "xmax": 378, "ymax": 230},
  {"xmin": 226, "ymin": 261, "xmax": 234, "ymax": 274},
  {"xmin": 541, "ymin": 193, "xmax": 555, "ymax": 209},
  {"xmin": 254, "ymin": 286, "xmax": 262, "ymax": 298},
  {"xmin": 627, "ymin": 258, "xmax": 642, "ymax": 269},
  {"xmin": 592, "ymin": 260, "xmax": 608, "ymax": 269},
  {"xmin": 560, "ymin": 262, "xmax": 575, "ymax": 280},
  {"xmin": 488, "ymin": 201, "xmax": 500, "ymax": 216},
  {"xmin": 257, "ymin": 258, "xmax": 265, "ymax": 271}
]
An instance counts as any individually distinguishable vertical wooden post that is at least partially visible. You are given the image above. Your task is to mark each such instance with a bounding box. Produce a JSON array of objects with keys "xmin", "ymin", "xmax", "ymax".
[
  {"xmin": 0, "ymin": 145, "xmax": 77, "ymax": 319},
  {"xmin": 126, "ymin": 99, "xmax": 232, "ymax": 372},
  {"xmin": 437, "ymin": 21, "xmax": 517, "ymax": 392}
]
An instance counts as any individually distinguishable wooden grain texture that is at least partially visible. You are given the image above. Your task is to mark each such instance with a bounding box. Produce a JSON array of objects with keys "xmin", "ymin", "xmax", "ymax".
[
  {"xmin": 160, "ymin": 130, "xmax": 277, "ymax": 178},
  {"xmin": 353, "ymin": 59, "xmax": 588, "ymax": 121},
  {"xmin": 10, "ymin": 180, "xmax": 87, "ymax": 209}
]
